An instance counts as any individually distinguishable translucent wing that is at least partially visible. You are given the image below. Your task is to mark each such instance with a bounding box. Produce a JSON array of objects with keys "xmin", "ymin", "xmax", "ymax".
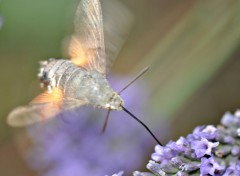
[
  {"xmin": 68, "ymin": 0, "xmax": 134, "ymax": 74},
  {"xmin": 7, "ymin": 88, "xmax": 86, "ymax": 127},
  {"xmin": 69, "ymin": 0, "xmax": 106, "ymax": 74},
  {"xmin": 101, "ymin": 0, "xmax": 134, "ymax": 73},
  {"xmin": 7, "ymin": 103, "xmax": 61, "ymax": 127}
]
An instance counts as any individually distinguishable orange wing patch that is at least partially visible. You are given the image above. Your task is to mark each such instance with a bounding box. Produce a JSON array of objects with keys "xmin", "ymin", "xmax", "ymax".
[
  {"xmin": 31, "ymin": 88, "xmax": 64, "ymax": 105},
  {"xmin": 30, "ymin": 88, "xmax": 64, "ymax": 121},
  {"xmin": 69, "ymin": 36, "xmax": 90, "ymax": 67}
]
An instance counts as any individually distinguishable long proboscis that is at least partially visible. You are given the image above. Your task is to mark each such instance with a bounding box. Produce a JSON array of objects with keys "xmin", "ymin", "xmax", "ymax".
[
  {"xmin": 101, "ymin": 66, "xmax": 151, "ymax": 133},
  {"xmin": 121, "ymin": 105, "xmax": 162, "ymax": 146}
]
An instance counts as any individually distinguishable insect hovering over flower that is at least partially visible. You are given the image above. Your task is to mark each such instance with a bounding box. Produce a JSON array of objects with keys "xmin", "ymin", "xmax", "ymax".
[{"xmin": 7, "ymin": 0, "xmax": 162, "ymax": 145}]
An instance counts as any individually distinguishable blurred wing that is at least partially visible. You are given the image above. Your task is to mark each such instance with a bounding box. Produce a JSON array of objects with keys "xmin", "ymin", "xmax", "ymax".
[
  {"xmin": 69, "ymin": 0, "xmax": 106, "ymax": 74},
  {"xmin": 102, "ymin": 0, "xmax": 134, "ymax": 73},
  {"xmin": 7, "ymin": 88, "xmax": 86, "ymax": 127},
  {"xmin": 68, "ymin": 0, "xmax": 134, "ymax": 74},
  {"xmin": 7, "ymin": 103, "xmax": 61, "ymax": 127}
]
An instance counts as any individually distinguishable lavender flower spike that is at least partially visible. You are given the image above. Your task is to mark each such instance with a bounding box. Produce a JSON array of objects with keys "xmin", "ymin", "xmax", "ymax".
[{"xmin": 136, "ymin": 110, "xmax": 240, "ymax": 175}]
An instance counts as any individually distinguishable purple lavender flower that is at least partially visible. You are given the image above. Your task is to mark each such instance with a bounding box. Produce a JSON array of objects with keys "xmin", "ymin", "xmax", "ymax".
[
  {"xmin": 135, "ymin": 110, "xmax": 240, "ymax": 175},
  {"xmin": 223, "ymin": 162, "xmax": 240, "ymax": 176},
  {"xmin": 107, "ymin": 171, "xmax": 124, "ymax": 176},
  {"xmin": 200, "ymin": 157, "xmax": 225, "ymax": 175},
  {"xmin": 191, "ymin": 138, "xmax": 219, "ymax": 158},
  {"xmin": 23, "ymin": 76, "xmax": 162, "ymax": 176}
]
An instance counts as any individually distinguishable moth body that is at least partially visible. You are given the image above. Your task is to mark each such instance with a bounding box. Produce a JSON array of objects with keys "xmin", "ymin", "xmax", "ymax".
[
  {"xmin": 7, "ymin": 0, "xmax": 131, "ymax": 127},
  {"xmin": 38, "ymin": 59, "xmax": 123, "ymax": 110}
]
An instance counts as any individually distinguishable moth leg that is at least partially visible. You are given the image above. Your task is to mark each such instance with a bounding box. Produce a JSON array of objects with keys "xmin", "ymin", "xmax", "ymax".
[{"xmin": 101, "ymin": 109, "xmax": 111, "ymax": 133}]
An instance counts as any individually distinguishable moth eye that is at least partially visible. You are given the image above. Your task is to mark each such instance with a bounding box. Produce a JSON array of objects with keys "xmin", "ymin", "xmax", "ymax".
[{"xmin": 41, "ymin": 72, "xmax": 48, "ymax": 80}]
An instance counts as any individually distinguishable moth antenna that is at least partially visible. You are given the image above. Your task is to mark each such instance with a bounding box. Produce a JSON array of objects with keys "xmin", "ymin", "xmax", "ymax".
[
  {"xmin": 121, "ymin": 105, "xmax": 162, "ymax": 146},
  {"xmin": 118, "ymin": 66, "xmax": 150, "ymax": 94},
  {"xmin": 102, "ymin": 67, "xmax": 150, "ymax": 134},
  {"xmin": 101, "ymin": 109, "xmax": 111, "ymax": 133}
]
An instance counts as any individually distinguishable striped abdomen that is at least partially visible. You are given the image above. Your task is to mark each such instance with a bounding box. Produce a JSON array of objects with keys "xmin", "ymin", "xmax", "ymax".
[
  {"xmin": 38, "ymin": 59, "xmax": 85, "ymax": 93},
  {"xmin": 38, "ymin": 59, "xmax": 123, "ymax": 110}
]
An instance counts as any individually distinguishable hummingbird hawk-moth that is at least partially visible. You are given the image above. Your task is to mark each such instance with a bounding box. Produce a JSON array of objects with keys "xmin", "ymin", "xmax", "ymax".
[{"xmin": 7, "ymin": 0, "xmax": 162, "ymax": 145}]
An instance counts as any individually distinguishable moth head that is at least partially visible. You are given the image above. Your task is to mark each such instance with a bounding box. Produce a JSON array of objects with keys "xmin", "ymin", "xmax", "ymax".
[{"xmin": 105, "ymin": 92, "xmax": 123, "ymax": 111}]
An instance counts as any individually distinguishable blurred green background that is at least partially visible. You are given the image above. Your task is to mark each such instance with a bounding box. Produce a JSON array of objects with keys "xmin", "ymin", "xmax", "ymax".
[{"xmin": 1, "ymin": 0, "xmax": 240, "ymax": 175}]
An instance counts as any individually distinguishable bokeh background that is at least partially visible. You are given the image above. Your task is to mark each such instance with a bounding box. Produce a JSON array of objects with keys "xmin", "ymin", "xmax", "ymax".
[{"xmin": 1, "ymin": 0, "xmax": 240, "ymax": 175}]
